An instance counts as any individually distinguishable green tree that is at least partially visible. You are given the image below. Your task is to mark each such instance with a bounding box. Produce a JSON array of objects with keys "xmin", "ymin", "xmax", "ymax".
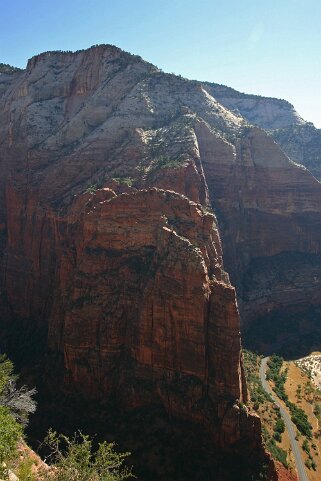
[
  {"xmin": 0, "ymin": 354, "xmax": 36, "ymax": 477},
  {"xmin": 0, "ymin": 406, "xmax": 23, "ymax": 477},
  {"xmin": 302, "ymin": 439, "xmax": 310, "ymax": 454},
  {"xmin": 275, "ymin": 418, "xmax": 285, "ymax": 434},
  {"xmin": 43, "ymin": 430, "xmax": 134, "ymax": 481},
  {"xmin": 0, "ymin": 355, "xmax": 36, "ymax": 424}
]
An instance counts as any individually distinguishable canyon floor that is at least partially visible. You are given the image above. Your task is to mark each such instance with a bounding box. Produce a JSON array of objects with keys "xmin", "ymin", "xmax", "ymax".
[{"xmin": 244, "ymin": 349, "xmax": 321, "ymax": 481}]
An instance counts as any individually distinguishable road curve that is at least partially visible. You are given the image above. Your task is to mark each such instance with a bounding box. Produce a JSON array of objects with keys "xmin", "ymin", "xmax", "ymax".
[{"xmin": 259, "ymin": 357, "xmax": 309, "ymax": 481}]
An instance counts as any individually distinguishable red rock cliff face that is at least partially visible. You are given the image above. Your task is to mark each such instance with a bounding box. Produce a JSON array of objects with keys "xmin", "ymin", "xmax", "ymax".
[
  {"xmin": 50, "ymin": 189, "xmax": 247, "ymax": 431},
  {"xmin": 1, "ymin": 180, "xmax": 265, "ymax": 479},
  {"xmin": 3, "ymin": 44, "xmax": 318, "ymax": 479},
  {"xmin": 195, "ymin": 121, "xmax": 321, "ymax": 331}
]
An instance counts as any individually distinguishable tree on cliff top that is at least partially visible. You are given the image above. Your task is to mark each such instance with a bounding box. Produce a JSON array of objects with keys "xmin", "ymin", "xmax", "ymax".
[{"xmin": 0, "ymin": 63, "xmax": 22, "ymax": 74}]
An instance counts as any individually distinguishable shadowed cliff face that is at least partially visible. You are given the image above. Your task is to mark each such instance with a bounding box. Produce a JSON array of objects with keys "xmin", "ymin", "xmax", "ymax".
[
  {"xmin": 1, "ymin": 183, "xmax": 263, "ymax": 480},
  {"xmin": 0, "ymin": 44, "xmax": 320, "ymax": 480},
  {"xmin": 195, "ymin": 122, "xmax": 321, "ymax": 328}
]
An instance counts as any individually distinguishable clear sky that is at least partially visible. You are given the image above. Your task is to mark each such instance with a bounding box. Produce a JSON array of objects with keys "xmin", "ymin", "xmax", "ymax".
[{"xmin": 1, "ymin": 0, "xmax": 320, "ymax": 127}]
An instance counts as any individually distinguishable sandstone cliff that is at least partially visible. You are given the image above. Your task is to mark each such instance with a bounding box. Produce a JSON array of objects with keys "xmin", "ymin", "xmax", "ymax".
[
  {"xmin": 206, "ymin": 81, "xmax": 321, "ymax": 181},
  {"xmin": 205, "ymin": 82, "xmax": 305, "ymax": 130},
  {"xmin": 1, "ymin": 44, "xmax": 320, "ymax": 479},
  {"xmin": 271, "ymin": 123, "xmax": 321, "ymax": 180},
  {"xmin": 0, "ymin": 46, "xmax": 267, "ymax": 481}
]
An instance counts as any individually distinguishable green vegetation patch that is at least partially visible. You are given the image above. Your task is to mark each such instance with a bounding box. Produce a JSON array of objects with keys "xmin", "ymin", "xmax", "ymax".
[
  {"xmin": 0, "ymin": 353, "xmax": 134, "ymax": 480},
  {"xmin": 0, "ymin": 406, "xmax": 23, "ymax": 476},
  {"xmin": 243, "ymin": 350, "xmax": 273, "ymax": 409},
  {"xmin": 267, "ymin": 355, "xmax": 288, "ymax": 402},
  {"xmin": 266, "ymin": 437, "xmax": 288, "ymax": 468},
  {"xmin": 0, "ymin": 354, "xmax": 37, "ymax": 476},
  {"xmin": 16, "ymin": 456, "xmax": 37, "ymax": 481},
  {"xmin": 243, "ymin": 351, "xmax": 289, "ymax": 467},
  {"xmin": 112, "ymin": 177, "xmax": 134, "ymax": 187},
  {"xmin": 0, "ymin": 63, "xmax": 23, "ymax": 74},
  {"xmin": 267, "ymin": 355, "xmax": 312, "ymax": 438},
  {"xmin": 43, "ymin": 430, "xmax": 134, "ymax": 481},
  {"xmin": 85, "ymin": 184, "xmax": 99, "ymax": 194},
  {"xmin": 155, "ymin": 154, "xmax": 186, "ymax": 170}
]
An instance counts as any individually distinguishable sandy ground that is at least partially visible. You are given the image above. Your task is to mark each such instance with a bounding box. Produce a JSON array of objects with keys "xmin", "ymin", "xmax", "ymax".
[{"xmin": 295, "ymin": 353, "xmax": 321, "ymax": 390}]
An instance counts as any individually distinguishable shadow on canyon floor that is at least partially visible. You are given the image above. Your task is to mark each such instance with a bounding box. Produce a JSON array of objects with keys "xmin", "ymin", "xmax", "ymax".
[{"xmin": 243, "ymin": 305, "xmax": 321, "ymax": 360}]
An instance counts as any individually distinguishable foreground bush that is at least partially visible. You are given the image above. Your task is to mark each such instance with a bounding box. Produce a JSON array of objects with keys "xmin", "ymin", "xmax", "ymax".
[
  {"xmin": 43, "ymin": 430, "xmax": 134, "ymax": 481},
  {"xmin": 0, "ymin": 354, "xmax": 37, "ymax": 477},
  {"xmin": 0, "ymin": 354, "xmax": 37, "ymax": 424},
  {"xmin": 0, "ymin": 406, "xmax": 23, "ymax": 477}
]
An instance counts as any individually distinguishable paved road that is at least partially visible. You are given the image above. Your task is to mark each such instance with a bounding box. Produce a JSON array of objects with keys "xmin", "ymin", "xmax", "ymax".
[{"xmin": 259, "ymin": 357, "xmax": 309, "ymax": 481}]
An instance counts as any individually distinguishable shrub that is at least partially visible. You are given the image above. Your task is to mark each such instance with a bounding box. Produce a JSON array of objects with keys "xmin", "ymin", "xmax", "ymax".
[
  {"xmin": 266, "ymin": 438, "xmax": 287, "ymax": 467},
  {"xmin": 314, "ymin": 403, "xmax": 321, "ymax": 417},
  {"xmin": 0, "ymin": 355, "xmax": 37, "ymax": 425},
  {"xmin": 275, "ymin": 418, "xmax": 285, "ymax": 434},
  {"xmin": 304, "ymin": 457, "xmax": 316, "ymax": 470},
  {"xmin": 112, "ymin": 177, "xmax": 133, "ymax": 187},
  {"xmin": 85, "ymin": 184, "xmax": 98, "ymax": 194},
  {"xmin": 43, "ymin": 430, "xmax": 134, "ymax": 481},
  {"xmin": 0, "ymin": 406, "xmax": 23, "ymax": 477},
  {"xmin": 302, "ymin": 439, "xmax": 310, "ymax": 454},
  {"xmin": 0, "ymin": 354, "xmax": 37, "ymax": 476},
  {"xmin": 273, "ymin": 432, "xmax": 281, "ymax": 442},
  {"xmin": 16, "ymin": 456, "xmax": 36, "ymax": 481},
  {"xmin": 243, "ymin": 350, "xmax": 273, "ymax": 405},
  {"xmin": 288, "ymin": 402, "xmax": 312, "ymax": 438},
  {"xmin": 305, "ymin": 458, "xmax": 312, "ymax": 469},
  {"xmin": 0, "ymin": 63, "xmax": 22, "ymax": 74}
]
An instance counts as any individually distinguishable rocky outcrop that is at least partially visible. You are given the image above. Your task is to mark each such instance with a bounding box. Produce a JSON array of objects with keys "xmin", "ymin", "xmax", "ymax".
[
  {"xmin": 274, "ymin": 463, "xmax": 299, "ymax": 481},
  {"xmin": 205, "ymin": 82, "xmax": 305, "ymax": 130}
]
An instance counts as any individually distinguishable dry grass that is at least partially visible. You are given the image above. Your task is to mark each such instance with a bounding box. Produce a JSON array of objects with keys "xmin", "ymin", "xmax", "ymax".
[{"xmin": 9, "ymin": 441, "xmax": 49, "ymax": 481}]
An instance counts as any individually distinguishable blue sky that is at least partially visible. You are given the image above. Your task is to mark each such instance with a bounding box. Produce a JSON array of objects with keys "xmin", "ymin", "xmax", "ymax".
[{"xmin": 1, "ymin": 0, "xmax": 320, "ymax": 127}]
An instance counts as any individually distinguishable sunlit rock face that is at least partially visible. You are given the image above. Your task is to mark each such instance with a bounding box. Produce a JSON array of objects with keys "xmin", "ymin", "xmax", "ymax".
[
  {"xmin": 206, "ymin": 81, "xmax": 321, "ymax": 181},
  {"xmin": 1, "ymin": 44, "xmax": 321, "ymax": 479}
]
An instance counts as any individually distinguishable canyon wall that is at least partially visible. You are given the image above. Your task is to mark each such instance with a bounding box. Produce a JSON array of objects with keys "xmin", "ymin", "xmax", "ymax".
[
  {"xmin": 1, "ymin": 44, "xmax": 321, "ymax": 479},
  {"xmin": 207, "ymin": 81, "xmax": 321, "ymax": 181},
  {"xmin": 204, "ymin": 81, "xmax": 321, "ymax": 348},
  {"xmin": 0, "ymin": 46, "xmax": 267, "ymax": 480}
]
